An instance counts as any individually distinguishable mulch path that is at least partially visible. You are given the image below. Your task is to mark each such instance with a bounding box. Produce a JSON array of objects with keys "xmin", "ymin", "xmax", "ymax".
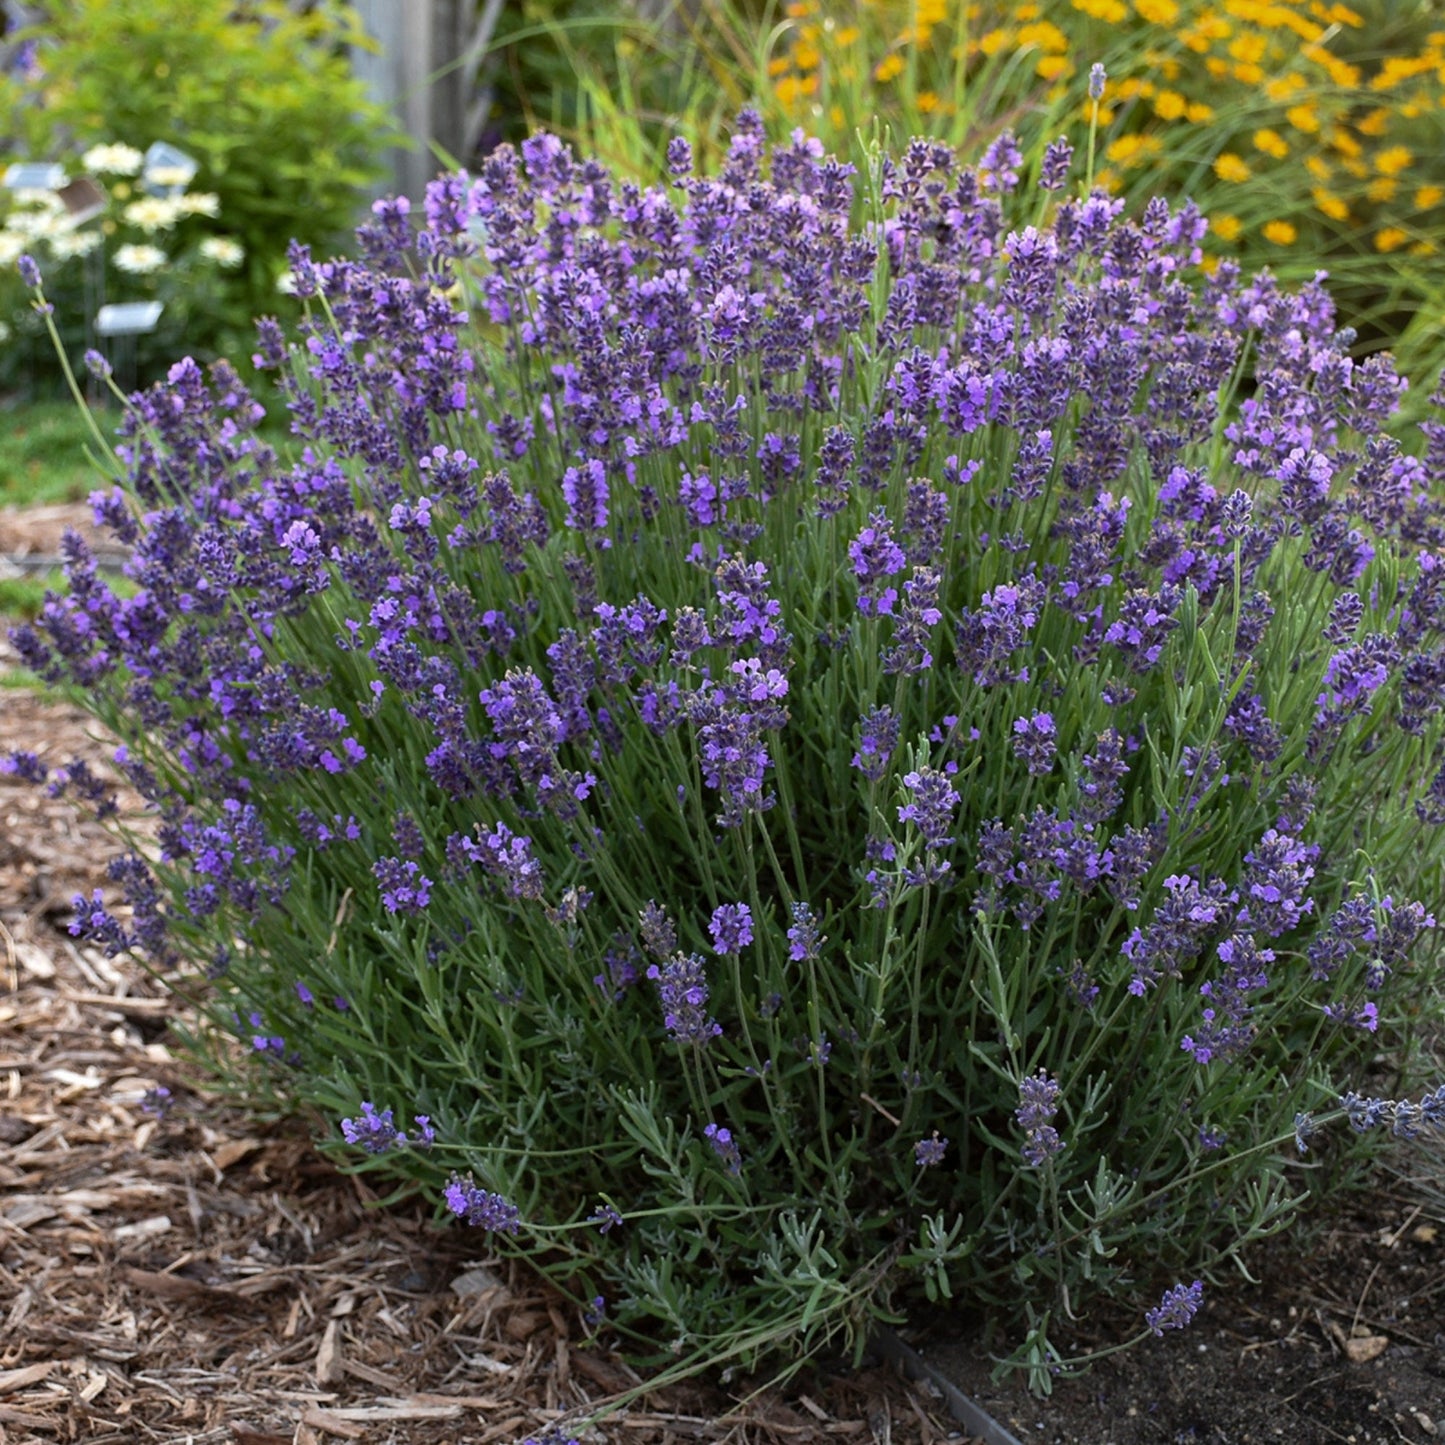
[{"xmin": 0, "ymin": 671, "xmax": 962, "ymax": 1444}]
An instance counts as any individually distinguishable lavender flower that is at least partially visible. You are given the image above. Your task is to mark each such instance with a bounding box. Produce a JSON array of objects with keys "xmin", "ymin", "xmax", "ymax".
[
  {"xmin": 1039, "ymin": 137, "xmax": 1073, "ymax": 191},
  {"xmin": 443, "ymin": 1173, "xmax": 522, "ymax": 1233},
  {"xmin": 898, "ymin": 766, "xmax": 960, "ymax": 849},
  {"xmin": 589, "ymin": 1202, "xmax": 624, "ymax": 1233},
  {"xmin": 372, "ymin": 855, "xmax": 433, "ymax": 914},
  {"xmin": 786, "ymin": 901, "xmax": 822, "ymax": 961},
  {"xmin": 1088, "ymin": 63, "xmax": 1107, "ymax": 100},
  {"xmin": 849, "ymin": 510, "xmax": 906, "ymax": 615},
  {"xmin": 1145, "ymin": 1281, "xmax": 1203, "ymax": 1335},
  {"xmin": 646, "ymin": 953, "xmax": 722, "ymax": 1044},
  {"xmin": 914, "ymin": 1132, "xmax": 948, "ymax": 1167},
  {"xmin": 703, "ymin": 1121, "xmax": 742, "ymax": 1175},
  {"xmin": 341, "ymin": 1102, "xmax": 408, "ymax": 1154},
  {"xmin": 709, "ymin": 902, "xmax": 753, "ymax": 954},
  {"xmin": 639, "ymin": 900, "xmax": 677, "ymax": 959},
  {"xmin": 17, "ymin": 252, "xmax": 41, "ymax": 288},
  {"xmin": 852, "ymin": 704, "xmax": 899, "ymax": 781},
  {"xmin": 1011, "ymin": 712, "xmax": 1058, "ymax": 777},
  {"xmin": 1016, "ymin": 1071, "xmax": 1063, "ymax": 1167},
  {"xmin": 140, "ymin": 1085, "xmax": 173, "ymax": 1118}
]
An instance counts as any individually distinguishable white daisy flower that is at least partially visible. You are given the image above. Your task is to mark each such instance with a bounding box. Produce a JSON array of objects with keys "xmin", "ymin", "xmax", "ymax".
[
  {"xmin": 176, "ymin": 192, "xmax": 220, "ymax": 218},
  {"xmin": 114, "ymin": 243, "xmax": 167, "ymax": 275},
  {"xmin": 123, "ymin": 197, "xmax": 184, "ymax": 232},
  {"xmin": 198, "ymin": 236, "xmax": 244, "ymax": 268},
  {"xmin": 81, "ymin": 143, "xmax": 145, "ymax": 176}
]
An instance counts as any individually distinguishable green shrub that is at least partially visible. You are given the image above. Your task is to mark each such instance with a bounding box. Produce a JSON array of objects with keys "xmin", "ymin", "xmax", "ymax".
[
  {"xmin": 11, "ymin": 122, "xmax": 1445, "ymax": 1396},
  {"xmin": 0, "ymin": 0, "xmax": 397, "ymax": 379}
]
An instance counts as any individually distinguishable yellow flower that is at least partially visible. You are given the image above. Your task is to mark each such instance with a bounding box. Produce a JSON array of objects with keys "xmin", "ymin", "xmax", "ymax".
[
  {"xmin": 1213, "ymin": 153, "xmax": 1252, "ymax": 183},
  {"xmin": 1253, "ymin": 128, "xmax": 1289, "ymax": 159},
  {"xmin": 1212, "ymin": 214, "xmax": 1243, "ymax": 241},
  {"xmin": 1262, "ymin": 219, "xmax": 1297, "ymax": 244},
  {"xmin": 1228, "ymin": 33, "xmax": 1267, "ymax": 64},
  {"xmin": 1134, "ymin": 0, "xmax": 1179, "ymax": 22},
  {"xmin": 1285, "ymin": 103, "xmax": 1320, "ymax": 134},
  {"xmin": 1375, "ymin": 145, "xmax": 1412, "ymax": 176},
  {"xmin": 1409, "ymin": 240, "xmax": 1437, "ymax": 256},
  {"xmin": 1106, "ymin": 134, "xmax": 1150, "ymax": 165},
  {"xmin": 1017, "ymin": 20, "xmax": 1068, "ymax": 51},
  {"xmin": 1264, "ymin": 73, "xmax": 1305, "ymax": 102},
  {"xmin": 1233, "ymin": 62, "xmax": 1265, "ymax": 85},
  {"xmin": 1302, "ymin": 45, "xmax": 1359, "ymax": 87},
  {"xmin": 1374, "ymin": 227, "xmax": 1409, "ymax": 253},
  {"xmin": 1071, "ymin": 0, "xmax": 1128, "ymax": 20},
  {"xmin": 916, "ymin": 90, "xmax": 940, "ymax": 113},
  {"xmin": 1366, "ymin": 176, "xmax": 1397, "ymax": 203},
  {"xmin": 1153, "ymin": 89, "xmax": 1188, "ymax": 120},
  {"xmin": 835, "ymin": 25, "xmax": 859, "ymax": 45},
  {"xmin": 979, "ymin": 27, "xmax": 1010, "ymax": 56},
  {"xmin": 767, "ymin": 56, "xmax": 792, "ymax": 78},
  {"xmin": 793, "ymin": 41, "xmax": 820, "ymax": 70},
  {"xmin": 1305, "ymin": 155, "xmax": 1332, "ymax": 181},
  {"xmin": 1200, "ymin": 252, "xmax": 1222, "ymax": 276},
  {"xmin": 1036, "ymin": 54, "xmax": 1070, "ymax": 80},
  {"xmin": 1329, "ymin": 127, "xmax": 1362, "ymax": 159},
  {"xmin": 776, "ymin": 74, "xmax": 817, "ymax": 104},
  {"xmin": 1186, "ymin": 101, "xmax": 1215, "ymax": 123},
  {"xmin": 829, "ymin": 104, "xmax": 845, "ymax": 128},
  {"xmin": 1312, "ymin": 187, "xmax": 1349, "ymax": 220},
  {"xmin": 1016, "ymin": 1, "xmax": 1042, "ymax": 17},
  {"xmin": 1205, "ymin": 56, "xmax": 1229, "ymax": 77},
  {"xmin": 1415, "ymin": 185, "xmax": 1444, "ymax": 208},
  {"xmin": 874, "ymin": 53, "xmax": 905, "ymax": 81},
  {"xmin": 1356, "ymin": 108, "xmax": 1390, "ymax": 137}
]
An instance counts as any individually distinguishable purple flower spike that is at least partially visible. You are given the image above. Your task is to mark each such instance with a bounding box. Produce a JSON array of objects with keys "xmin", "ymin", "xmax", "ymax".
[
  {"xmin": 1145, "ymin": 1281, "xmax": 1203, "ymax": 1336},
  {"xmin": 1016, "ymin": 1071, "xmax": 1063, "ymax": 1167},
  {"xmin": 914, "ymin": 1132, "xmax": 948, "ymax": 1168},
  {"xmin": 1011, "ymin": 712, "xmax": 1058, "ymax": 777},
  {"xmin": 341, "ymin": 1101, "xmax": 408, "ymax": 1154},
  {"xmin": 703, "ymin": 1121, "xmax": 742, "ymax": 1175},
  {"xmin": 17, "ymin": 253, "xmax": 41, "ymax": 288},
  {"xmin": 709, "ymin": 901, "xmax": 754, "ymax": 955},
  {"xmin": 443, "ymin": 1172, "xmax": 522, "ymax": 1234},
  {"xmin": 646, "ymin": 953, "xmax": 722, "ymax": 1045}
]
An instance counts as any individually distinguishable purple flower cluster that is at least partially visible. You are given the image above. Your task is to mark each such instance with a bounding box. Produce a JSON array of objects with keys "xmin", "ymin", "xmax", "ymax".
[
  {"xmin": 709, "ymin": 901, "xmax": 754, "ymax": 955},
  {"xmin": 703, "ymin": 1121, "xmax": 742, "ymax": 1175},
  {"xmin": 443, "ymin": 1173, "xmax": 522, "ymax": 1233},
  {"xmin": 1016, "ymin": 1071, "xmax": 1063, "ymax": 1167},
  {"xmin": 340, "ymin": 1102, "xmax": 435, "ymax": 1154},
  {"xmin": 1145, "ymin": 1280, "xmax": 1203, "ymax": 1335},
  {"xmin": 646, "ymin": 953, "xmax": 722, "ymax": 1045}
]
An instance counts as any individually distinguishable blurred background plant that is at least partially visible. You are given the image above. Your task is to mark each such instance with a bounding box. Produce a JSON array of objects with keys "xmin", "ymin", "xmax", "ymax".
[
  {"xmin": 0, "ymin": 142, "xmax": 247, "ymax": 397},
  {"xmin": 0, "ymin": 0, "xmax": 397, "ymax": 394}
]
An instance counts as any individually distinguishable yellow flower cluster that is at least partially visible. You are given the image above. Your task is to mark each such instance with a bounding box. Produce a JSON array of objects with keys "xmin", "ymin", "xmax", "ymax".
[{"xmin": 768, "ymin": 1, "xmax": 1445, "ymax": 262}]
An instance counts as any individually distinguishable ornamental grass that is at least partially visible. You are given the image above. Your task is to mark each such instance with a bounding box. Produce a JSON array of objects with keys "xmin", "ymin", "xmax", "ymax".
[{"xmin": 9, "ymin": 117, "xmax": 1445, "ymax": 1393}]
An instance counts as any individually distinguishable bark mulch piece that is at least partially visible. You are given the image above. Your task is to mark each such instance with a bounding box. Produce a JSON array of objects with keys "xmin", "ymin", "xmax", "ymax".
[{"xmin": 1, "ymin": 686, "xmax": 963, "ymax": 1445}]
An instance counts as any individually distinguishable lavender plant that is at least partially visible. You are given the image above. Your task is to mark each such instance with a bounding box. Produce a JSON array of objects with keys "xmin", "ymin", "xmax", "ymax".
[{"xmin": 12, "ymin": 116, "xmax": 1445, "ymax": 1389}]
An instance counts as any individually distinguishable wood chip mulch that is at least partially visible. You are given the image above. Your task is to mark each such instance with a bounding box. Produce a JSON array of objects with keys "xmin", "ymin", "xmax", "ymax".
[{"xmin": 1, "ymin": 683, "xmax": 966, "ymax": 1445}]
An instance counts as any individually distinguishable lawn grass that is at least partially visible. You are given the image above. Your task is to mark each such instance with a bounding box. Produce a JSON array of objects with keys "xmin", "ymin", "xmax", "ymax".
[
  {"xmin": 0, "ymin": 400, "xmax": 112, "ymax": 508},
  {"xmin": 0, "ymin": 572, "xmax": 62, "ymax": 621}
]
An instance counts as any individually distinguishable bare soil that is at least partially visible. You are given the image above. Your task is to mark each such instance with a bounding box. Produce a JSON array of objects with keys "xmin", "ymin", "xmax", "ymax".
[{"xmin": 4, "ymin": 502, "xmax": 1445, "ymax": 1445}]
